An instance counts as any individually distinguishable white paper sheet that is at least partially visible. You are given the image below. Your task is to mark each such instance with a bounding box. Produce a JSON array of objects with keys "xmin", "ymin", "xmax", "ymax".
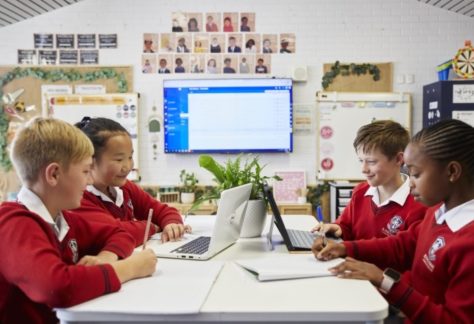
[
  {"xmin": 235, "ymin": 254, "xmax": 344, "ymax": 281},
  {"xmin": 57, "ymin": 259, "xmax": 223, "ymax": 314}
]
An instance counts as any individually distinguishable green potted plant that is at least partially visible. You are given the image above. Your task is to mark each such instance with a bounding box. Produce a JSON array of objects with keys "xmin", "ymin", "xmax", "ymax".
[
  {"xmin": 194, "ymin": 154, "xmax": 281, "ymax": 237},
  {"xmin": 179, "ymin": 169, "xmax": 198, "ymax": 204}
]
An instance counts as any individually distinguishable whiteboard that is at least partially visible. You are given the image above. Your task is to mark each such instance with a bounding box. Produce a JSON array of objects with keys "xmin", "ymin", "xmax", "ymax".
[
  {"xmin": 46, "ymin": 93, "xmax": 140, "ymax": 180},
  {"xmin": 316, "ymin": 92, "xmax": 411, "ymax": 181}
]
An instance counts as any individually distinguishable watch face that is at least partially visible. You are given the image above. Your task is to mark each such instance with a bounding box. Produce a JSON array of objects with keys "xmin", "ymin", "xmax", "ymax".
[{"xmin": 384, "ymin": 268, "xmax": 401, "ymax": 281}]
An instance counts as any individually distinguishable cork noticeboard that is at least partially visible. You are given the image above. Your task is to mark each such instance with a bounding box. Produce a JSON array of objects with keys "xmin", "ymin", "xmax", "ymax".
[
  {"xmin": 0, "ymin": 65, "xmax": 133, "ymax": 201},
  {"xmin": 323, "ymin": 62, "xmax": 392, "ymax": 92}
]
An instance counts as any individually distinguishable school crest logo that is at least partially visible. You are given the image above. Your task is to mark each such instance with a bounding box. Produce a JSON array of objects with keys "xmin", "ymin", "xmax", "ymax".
[
  {"xmin": 382, "ymin": 215, "xmax": 403, "ymax": 236},
  {"xmin": 422, "ymin": 236, "xmax": 445, "ymax": 272},
  {"xmin": 68, "ymin": 239, "xmax": 79, "ymax": 264},
  {"xmin": 388, "ymin": 215, "xmax": 403, "ymax": 234},
  {"xmin": 127, "ymin": 199, "xmax": 134, "ymax": 210},
  {"xmin": 428, "ymin": 236, "xmax": 445, "ymax": 261}
]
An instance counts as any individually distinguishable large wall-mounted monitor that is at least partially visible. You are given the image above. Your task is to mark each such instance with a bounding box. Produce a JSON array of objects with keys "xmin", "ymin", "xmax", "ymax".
[{"xmin": 163, "ymin": 78, "xmax": 293, "ymax": 153}]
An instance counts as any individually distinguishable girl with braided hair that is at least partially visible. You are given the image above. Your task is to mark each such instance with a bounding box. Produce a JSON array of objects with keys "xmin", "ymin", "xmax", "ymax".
[{"xmin": 312, "ymin": 119, "xmax": 474, "ymax": 323}]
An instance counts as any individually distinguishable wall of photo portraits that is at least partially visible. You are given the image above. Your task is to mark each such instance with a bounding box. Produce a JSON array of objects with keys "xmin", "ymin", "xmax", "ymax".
[
  {"xmin": 141, "ymin": 12, "xmax": 296, "ymax": 75},
  {"xmin": 1, "ymin": 0, "xmax": 473, "ymax": 187}
]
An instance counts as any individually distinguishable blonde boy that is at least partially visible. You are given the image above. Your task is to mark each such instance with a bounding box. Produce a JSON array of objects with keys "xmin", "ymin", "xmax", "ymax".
[
  {"xmin": 0, "ymin": 118, "xmax": 156, "ymax": 323},
  {"xmin": 315, "ymin": 120, "xmax": 427, "ymax": 240}
]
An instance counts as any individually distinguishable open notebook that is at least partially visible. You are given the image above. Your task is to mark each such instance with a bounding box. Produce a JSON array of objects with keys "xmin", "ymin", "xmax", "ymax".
[{"xmin": 235, "ymin": 254, "xmax": 344, "ymax": 281}]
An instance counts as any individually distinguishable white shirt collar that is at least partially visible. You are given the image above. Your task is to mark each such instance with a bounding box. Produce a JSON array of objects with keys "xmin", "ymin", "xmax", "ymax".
[
  {"xmin": 365, "ymin": 173, "xmax": 410, "ymax": 207},
  {"xmin": 435, "ymin": 199, "xmax": 474, "ymax": 232},
  {"xmin": 87, "ymin": 185, "xmax": 124, "ymax": 207},
  {"xmin": 17, "ymin": 186, "xmax": 69, "ymax": 241}
]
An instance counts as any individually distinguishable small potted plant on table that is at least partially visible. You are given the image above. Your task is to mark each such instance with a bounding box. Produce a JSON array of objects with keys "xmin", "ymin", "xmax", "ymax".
[{"xmin": 179, "ymin": 169, "xmax": 198, "ymax": 204}]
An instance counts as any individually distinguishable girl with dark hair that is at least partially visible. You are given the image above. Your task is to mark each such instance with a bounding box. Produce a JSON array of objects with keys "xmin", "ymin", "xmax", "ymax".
[
  {"xmin": 74, "ymin": 117, "xmax": 191, "ymax": 245},
  {"xmin": 312, "ymin": 119, "xmax": 474, "ymax": 323}
]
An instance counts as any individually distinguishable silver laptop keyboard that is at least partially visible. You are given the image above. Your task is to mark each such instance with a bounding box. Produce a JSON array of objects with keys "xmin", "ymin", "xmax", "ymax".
[
  {"xmin": 170, "ymin": 236, "xmax": 211, "ymax": 255},
  {"xmin": 287, "ymin": 229, "xmax": 315, "ymax": 248}
]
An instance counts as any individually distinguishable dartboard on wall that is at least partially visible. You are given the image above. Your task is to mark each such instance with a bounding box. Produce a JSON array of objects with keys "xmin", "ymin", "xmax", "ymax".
[{"xmin": 453, "ymin": 40, "xmax": 474, "ymax": 79}]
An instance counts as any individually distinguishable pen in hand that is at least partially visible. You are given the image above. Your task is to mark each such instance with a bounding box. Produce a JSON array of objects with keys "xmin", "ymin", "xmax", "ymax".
[
  {"xmin": 316, "ymin": 206, "xmax": 328, "ymax": 247},
  {"xmin": 142, "ymin": 208, "xmax": 154, "ymax": 250}
]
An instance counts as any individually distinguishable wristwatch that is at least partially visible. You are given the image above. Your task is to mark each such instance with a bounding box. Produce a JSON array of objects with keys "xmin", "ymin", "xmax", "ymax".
[{"xmin": 379, "ymin": 268, "xmax": 401, "ymax": 294}]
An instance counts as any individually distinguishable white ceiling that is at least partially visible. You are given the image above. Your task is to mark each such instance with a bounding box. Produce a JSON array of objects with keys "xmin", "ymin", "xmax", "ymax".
[
  {"xmin": 0, "ymin": 0, "xmax": 472, "ymax": 28},
  {"xmin": 0, "ymin": 0, "xmax": 84, "ymax": 27},
  {"xmin": 419, "ymin": 0, "xmax": 474, "ymax": 16}
]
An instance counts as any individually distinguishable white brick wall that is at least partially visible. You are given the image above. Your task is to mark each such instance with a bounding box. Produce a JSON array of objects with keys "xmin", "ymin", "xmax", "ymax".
[{"xmin": 0, "ymin": 0, "xmax": 472, "ymax": 185}]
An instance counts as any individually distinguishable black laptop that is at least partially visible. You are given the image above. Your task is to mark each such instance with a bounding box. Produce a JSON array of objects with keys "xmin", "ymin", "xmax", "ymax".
[{"xmin": 263, "ymin": 184, "xmax": 316, "ymax": 252}]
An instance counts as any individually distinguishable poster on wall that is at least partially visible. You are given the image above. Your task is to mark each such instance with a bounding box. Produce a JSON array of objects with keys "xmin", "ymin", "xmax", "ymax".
[
  {"xmin": 261, "ymin": 34, "xmax": 277, "ymax": 53},
  {"xmin": 185, "ymin": 13, "xmax": 203, "ymax": 32},
  {"xmin": 99, "ymin": 34, "xmax": 118, "ymax": 48},
  {"xmin": 59, "ymin": 50, "xmax": 78, "ymax": 64},
  {"xmin": 239, "ymin": 12, "xmax": 255, "ymax": 32},
  {"xmin": 143, "ymin": 33, "xmax": 158, "ymax": 53},
  {"xmin": 77, "ymin": 34, "xmax": 97, "ymax": 48},
  {"xmin": 38, "ymin": 50, "xmax": 57, "ymax": 65},
  {"xmin": 205, "ymin": 13, "xmax": 221, "ymax": 32},
  {"xmin": 171, "ymin": 12, "xmax": 187, "ymax": 32},
  {"xmin": 157, "ymin": 55, "xmax": 172, "ymax": 73},
  {"xmin": 80, "ymin": 50, "xmax": 99, "ymax": 64},
  {"xmin": 18, "ymin": 49, "xmax": 37, "ymax": 64},
  {"xmin": 273, "ymin": 171, "xmax": 307, "ymax": 203},
  {"xmin": 34, "ymin": 33, "xmax": 54, "ymax": 48},
  {"xmin": 56, "ymin": 34, "xmax": 75, "ymax": 49},
  {"xmin": 142, "ymin": 54, "xmax": 156, "ymax": 74},
  {"xmin": 279, "ymin": 33, "xmax": 296, "ymax": 54},
  {"xmin": 255, "ymin": 54, "xmax": 271, "ymax": 74},
  {"xmin": 222, "ymin": 12, "xmax": 238, "ymax": 32}
]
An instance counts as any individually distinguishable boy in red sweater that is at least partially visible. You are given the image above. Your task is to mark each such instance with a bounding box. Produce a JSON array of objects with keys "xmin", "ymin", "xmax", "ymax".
[
  {"xmin": 313, "ymin": 120, "xmax": 426, "ymax": 240},
  {"xmin": 73, "ymin": 117, "xmax": 189, "ymax": 245},
  {"xmin": 313, "ymin": 119, "xmax": 474, "ymax": 323},
  {"xmin": 0, "ymin": 118, "xmax": 157, "ymax": 323}
]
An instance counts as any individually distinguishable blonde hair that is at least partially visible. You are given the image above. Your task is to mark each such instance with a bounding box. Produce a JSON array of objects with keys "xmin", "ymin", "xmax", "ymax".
[{"xmin": 11, "ymin": 117, "xmax": 94, "ymax": 184}]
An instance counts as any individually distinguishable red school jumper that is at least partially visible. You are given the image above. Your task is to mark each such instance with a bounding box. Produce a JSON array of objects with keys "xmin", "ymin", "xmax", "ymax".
[
  {"xmin": 336, "ymin": 182, "xmax": 426, "ymax": 240},
  {"xmin": 344, "ymin": 206, "xmax": 474, "ymax": 323},
  {"xmin": 0, "ymin": 203, "xmax": 135, "ymax": 323},
  {"xmin": 77, "ymin": 180, "xmax": 183, "ymax": 245}
]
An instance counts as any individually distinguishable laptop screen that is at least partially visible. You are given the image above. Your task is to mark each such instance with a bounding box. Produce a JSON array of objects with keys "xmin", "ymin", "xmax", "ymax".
[{"xmin": 263, "ymin": 184, "xmax": 292, "ymax": 244}]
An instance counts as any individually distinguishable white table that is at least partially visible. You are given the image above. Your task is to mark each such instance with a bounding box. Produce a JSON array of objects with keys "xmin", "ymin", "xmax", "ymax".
[{"xmin": 56, "ymin": 215, "xmax": 388, "ymax": 323}]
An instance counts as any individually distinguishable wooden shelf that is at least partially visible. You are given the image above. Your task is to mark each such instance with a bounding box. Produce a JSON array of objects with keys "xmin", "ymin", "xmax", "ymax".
[
  {"xmin": 168, "ymin": 202, "xmax": 217, "ymax": 215},
  {"xmin": 168, "ymin": 202, "xmax": 313, "ymax": 216},
  {"xmin": 277, "ymin": 203, "xmax": 313, "ymax": 215}
]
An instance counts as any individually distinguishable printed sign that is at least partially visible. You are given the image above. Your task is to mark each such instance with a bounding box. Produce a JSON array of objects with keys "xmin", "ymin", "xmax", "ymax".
[
  {"xmin": 78, "ymin": 34, "xmax": 97, "ymax": 48},
  {"xmin": 59, "ymin": 50, "xmax": 78, "ymax": 64},
  {"xmin": 18, "ymin": 49, "xmax": 37, "ymax": 64},
  {"xmin": 99, "ymin": 34, "xmax": 118, "ymax": 48},
  {"xmin": 34, "ymin": 33, "xmax": 54, "ymax": 48},
  {"xmin": 56, "ymin": 34, "xmax": 75, "ymax": 49}
]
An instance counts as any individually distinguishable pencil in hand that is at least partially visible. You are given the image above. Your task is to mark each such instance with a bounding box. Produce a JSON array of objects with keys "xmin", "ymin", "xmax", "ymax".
[
  {"xmin": 142, "ymin": 208, "xmax": 154, "ymax": 250},
  {"xmin": 316, "ymin": 206, "xmax": 328, "ymax": 247}
]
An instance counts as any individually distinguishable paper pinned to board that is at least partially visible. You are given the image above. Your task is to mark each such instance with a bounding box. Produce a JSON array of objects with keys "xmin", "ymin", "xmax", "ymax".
[
  {"xmin": 58, "ymin": 259, "xmax": 223, "ymax": 314},
  {"xmin": 235, "ymin": 254, "xmax": 344, "ymax": 281}
]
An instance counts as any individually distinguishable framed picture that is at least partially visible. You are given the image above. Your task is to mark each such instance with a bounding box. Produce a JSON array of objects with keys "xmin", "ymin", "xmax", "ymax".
[{"xmin": 273, "ymin": 170, "xmax": 306, "ymax": 203}]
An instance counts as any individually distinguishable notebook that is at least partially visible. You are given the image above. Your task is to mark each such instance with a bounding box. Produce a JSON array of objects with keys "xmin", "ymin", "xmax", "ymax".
[
  {"xmin": 236, "ymin": 254, "xmax": 344, "ymax": 281},
  {"xmin": 263, "ymin": 184, "xmax": 318, "ymax": 252},
  {"xmin": 149, "ymin": 183, "xmax": 252, "ymax": 260}
]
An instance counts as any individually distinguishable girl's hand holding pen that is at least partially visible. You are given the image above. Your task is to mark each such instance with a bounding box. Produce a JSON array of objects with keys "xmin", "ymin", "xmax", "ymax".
[{"xmin": 312, "ymin": 238, "xmax": 347, "ymax": 261}]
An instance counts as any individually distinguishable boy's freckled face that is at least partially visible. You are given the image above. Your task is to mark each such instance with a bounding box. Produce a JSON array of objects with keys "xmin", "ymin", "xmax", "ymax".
[
  {"xmin": 59, "ymin": 157, "xmax": 93, "ymax": 209},
  {"xmin": 356, "ymin": 147, "xmax": 400, "ymax": 187},
  {"xmin": 92, "ymin": 134, "xmax": 134, "ymax": 188}
]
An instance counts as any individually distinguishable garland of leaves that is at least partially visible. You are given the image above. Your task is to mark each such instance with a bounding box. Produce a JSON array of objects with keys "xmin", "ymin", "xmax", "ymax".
[
  {"xmin": 322, "ymin": 61, "xmax": 381, "ymax": 90},
  {"xmin": 0, "ymin": 67, "xmax": 128, "ymax": 171}
]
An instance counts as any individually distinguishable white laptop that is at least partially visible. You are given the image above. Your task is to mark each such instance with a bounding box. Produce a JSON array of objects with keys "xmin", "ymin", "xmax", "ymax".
[{"xmin": 149, "ymin": 183, "xmax": 252, "ymax": 260}]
